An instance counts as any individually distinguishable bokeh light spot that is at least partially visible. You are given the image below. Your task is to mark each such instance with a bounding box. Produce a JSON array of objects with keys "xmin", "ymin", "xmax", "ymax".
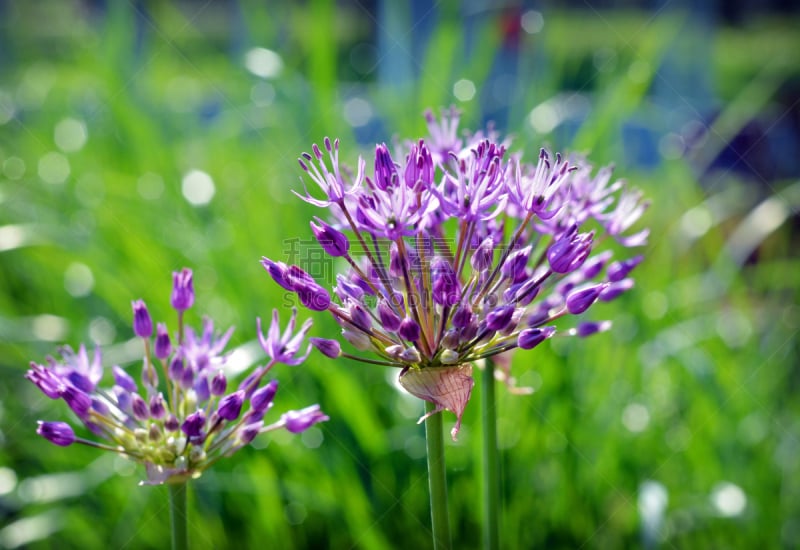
[
  {"xmin": 38, "ymin": 152, "xmax": 70, "ymax": 184},
  {"xmin": 64, "ymin": 262, "xmax": 94, "ymax": 297},
  {"xmin": 54, "ymin": 118, "xmax": 88, "ymax": 153},
  {"xmin": 244, "ymin": 48, "xmax": 283, "ymax": 79},
  {"xmin": 182, "ymin": 170, "xmax": 215, "ymax": 206},
  {"xmin": 453, "ymin": 79, "xmax": 476, "ymax": 102}
]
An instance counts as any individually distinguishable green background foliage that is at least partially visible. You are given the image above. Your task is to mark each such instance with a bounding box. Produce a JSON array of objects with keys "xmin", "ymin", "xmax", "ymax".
[{"xmin": 1, "ymin": 1, "xmax": 799, "ymax": 548}]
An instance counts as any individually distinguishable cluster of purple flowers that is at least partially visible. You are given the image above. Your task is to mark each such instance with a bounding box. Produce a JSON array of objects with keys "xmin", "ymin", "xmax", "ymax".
[
  {"xmin": 27, "ymin": 268, "xmax": 328, "ymax": 484},
  {"xmin": 262, "ymin": 108, "xmax": 648, "ymax": 439}
]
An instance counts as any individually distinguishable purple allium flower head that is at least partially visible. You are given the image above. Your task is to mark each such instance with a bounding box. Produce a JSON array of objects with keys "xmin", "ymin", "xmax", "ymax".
[
  {"xmin": 282, "ymin": 405, "xmax": 329, "ymax": 434},
  {"xmin": 310, "ymin": 338, "xmax": 342, "ymax": 359},
  {"xmin": 154, "ymin": 323, "xmax": 171, "ymax": 360},
  {"xmin": 37, "ymin": 421, "xmax": 75, "ymax": 447},
  {"xmin": 257, "ymin": 308, "xmax": 313, "ymax": 366},
  {"xmin": 259, "ymin": 109, "xmax": 648, "ymax": 437},
  {"xmin": 171, "ymin": 268, "xmax": 194, "ymax": 311},
  {"xmin": 25, "ymin": 269, "xmax": 327, "ymax": 486},
  {"xmin": 131, "ymin": 299, "xmax": 153, "ymax": 338}
]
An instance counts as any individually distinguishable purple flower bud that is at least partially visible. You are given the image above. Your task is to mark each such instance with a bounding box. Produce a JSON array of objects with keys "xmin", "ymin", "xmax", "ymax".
[
  {"xmin": 261, "ymin": 257, "xmax": 295, "ymax": 291},
  {"xmin": 607, "ymin": 255, "xmax": 643, "ymax": 282},
  {"xmin": 282, "ymin": 405, "xmax": 329, "ymax": 434},
  {"xmin": 389, "ymin": 242, "xmax": 407, "ymax": 277},
  {"xmin": 154, "ymin": 323, "xmax": 172, "ymax": 360},
  {"xmin": 114, "ymin": 386, "xmax": 131, "ymax": 412},
  {"xmin": 149, "ymin": 393, "xmax": 167, "ymax": 419},
  {"xmin": 582, "ymin": 251, "xmax": 613, "ymax": 279},
  {"xmin": 181, "ymin": 410, "xmax": 206, "ymax": 438},
  {"xmin": 250, "ymin": 380, "xmax": 278, "ymax": 413},
  {"xmin": 471, "ymin": 237, "xmax": 495, "ymax": 271},
  {"xmin": 600, "ymin": 279, "xmax": 634, "ymax": 301},
  {"xmin": 211, "ymin": 371, "xmax": 227, "ymax": 396},
  {"xmin": 334, "ymin": 274, "xmax": 364, "ymax": 301},
  {"xmin": 310, "ymin": 338, "xmax": 342, "ymax": 359},
  {"xmin": 217, "ymin": 390, "xmax": 245, "ymax": 421},
  {"xmin": 62, "ymin": 386, "xmax": 91, "ymax": 419},
  {"xmin": 566, "ymin": 284, "xmax": 607, "ymax": 315},
  {"xmin": 452, "ymin": 305, "xmax": 473, "ymax": 329},
  {"xmin": 310, "ymin": 216, "xmax": 350, "ymax": 257},
  {"xmin": 285, "ymin": 265, "xmax": 317, "ymax": 291},
  {"xmin": 171, "ymin": 268, "xmax": 195, "ymax": 311},
  {"xmin": 180, "ymin": 364, "xmax": 195, "ymax": 389},
  {"xmin": 297, "ymin": 283, "xmax": 331, "ymax": 311},
  {"xmin": 91, "ymin": 396, "xmax": 109, "ymax": 416},
  {"xmin": 576, "ymin": 320, "xmax": 612, "ymax": 337},
  {"xmin": 377, "ymin": 300, "xmax": 402, "ymax": 332},
  {"xmin": 349, "ymin": 303, "xmax": 372, "ymax": 331},
  {"xmin": 37, "ymin": 421, "xmax": 75, "ymax": 447},
  {"xmin": 131, "ymin": 299, "xmax": 153, "ymax": 338},
  {"xmin": 165, "ymin": 414, "xmax": 179, "ymax": 432},
  {"xmin": 194, "ymin": 376, "xmax": 210, "ymax": 402},
  {"xmin": 486, "ymin": 305, "xmax": 515, "ymax": 332},
  {"xmin": 374, "ymin": 143, "xmax": 397, "ymax": 190},
  {"xmin": 131, "ymin": 393, "xmax": 149, "ymax": 421},
  {"xmin": 399, "ymin": 317, "xmax": 421, "ymax": 342},
  {"xmin": 518, "ymin": 326, "xmax": 556, "ymax": 349},
  {"xmin": 548, "ymin": 227, "xmax": 594, "ymax": 274},
  {"xmin": 112, "ymin": 366, "xmax": 137, "ymax": 392},
  {"xmin": 501, "ymin": 245, "xmax": 531, "ymax": 282},
  {"xmin": 168, "ymin": 357, "xmax": 184, "ymax": 382},
  {"xmin": 432, "ymin": 258, "xmax": 461, "ymax": 307},
  {"xmin": 239, "ymin": 422, "xmax": 263, "ymax": 445}
]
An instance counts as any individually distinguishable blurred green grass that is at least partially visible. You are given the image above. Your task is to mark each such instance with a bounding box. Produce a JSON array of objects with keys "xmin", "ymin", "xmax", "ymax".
[{"xmin": 1, "ymin": 1, "xmax": 799, "ymax": 548}]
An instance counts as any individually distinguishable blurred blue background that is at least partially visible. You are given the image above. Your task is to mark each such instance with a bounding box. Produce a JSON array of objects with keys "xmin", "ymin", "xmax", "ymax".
[{"xmin": 1, "ymin": 1, "xmax": 799, "ymax": 548}]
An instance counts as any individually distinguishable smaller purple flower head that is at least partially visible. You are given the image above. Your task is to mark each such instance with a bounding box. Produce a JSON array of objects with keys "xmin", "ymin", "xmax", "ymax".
[
  {"xmin": 281, "ymin": 405, "xmax": 329, "ymax": 434},
  {"xmin": 576, "ymin": 321, "xmax": 612, "ymax": 337},
  {"xmin": 607, "ymin": 255, "xmax": 644, "ymax": 282},
  {"xmin": 171, "ymin": 268, "xmax": 195, "ymax": 312},
  {"xmin": 131, "ymin": 300, "xmax": 153, "ymax": 338},
  {"xmin": 310, "ymin": 338, "xmax": 342, "ymax": 359},
  {"xmin": 217, "ymin": 390, "xmax": 245, "ymax": 421},
  {"xmin": 310, "ymin": 216, "xmax": 350, "ymax": 257},
  {"xmin": 37, "ymin": 421, "xmax": 75, "ymax": 447},
  {"xmin": 154, "ymin": 323, "xmax": 172, "ymax": 360},
  {"xmin": 257, "ymin": 308, "xmax": 313, "ymax": 366},
  {"xmin": 377, "ymin": 300, "xmax": 402, "ymax": 332}
]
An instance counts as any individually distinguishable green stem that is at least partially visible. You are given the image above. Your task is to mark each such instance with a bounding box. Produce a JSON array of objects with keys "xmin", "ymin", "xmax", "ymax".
[
  {"xmin": 169, "ymin": 483, "xmax": 189, "ymax": 550},
  {"xmin": 482, "ymin": 359, "xmax": 500, "ymax": 550},
  {"xmin": 424, "ymin": 402, "xmax": 452, "ymax": 550}
]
